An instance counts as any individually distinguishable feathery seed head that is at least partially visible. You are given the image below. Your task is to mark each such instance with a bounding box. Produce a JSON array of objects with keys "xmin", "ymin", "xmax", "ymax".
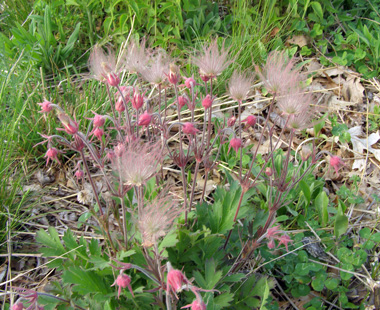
[
  {"xmin": 122, "ymin": 38, "xmax": 150, "ymax": 74},
  {"xmin": 138, "ymin": 189, "xmax": 181, "ymax": 247},
  {"xmin": 256, "ymin": 51, "xmax": 301, "ymax": 95},
  {"xmin": 228, "ymin": 71, "xmax": 253, "ymax": 101},
  {"xmin": 88, "ymin": 45, "xmax": 120, "ymax": 86},
  {"xmin": 141, "ymin": 49, "xmax": 170, "ymax": 86},
  {"xmin": 112, "ymin": 139, "xmax": 162, "ymax": 186},
  {"xmin": 193, "ymin": 39, "xmax": 232, "ymax": 79}
]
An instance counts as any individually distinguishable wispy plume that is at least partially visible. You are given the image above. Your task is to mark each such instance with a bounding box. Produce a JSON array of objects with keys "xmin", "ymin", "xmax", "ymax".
[{"xmin": 121, "ymin": 38, "xmax": 150, "ymax": 74}]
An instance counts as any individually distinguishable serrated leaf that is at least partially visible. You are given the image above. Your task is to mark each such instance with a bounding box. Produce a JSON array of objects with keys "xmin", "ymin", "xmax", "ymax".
[{"xmin": 116, "ymin": 250, "xmax": 136, "ymax": 261}]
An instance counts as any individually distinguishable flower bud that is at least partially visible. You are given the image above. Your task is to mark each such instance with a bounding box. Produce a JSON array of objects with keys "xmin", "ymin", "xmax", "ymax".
[
  {"xmin": 38, "ymin": 100, "xmax": 53, "ymax": 113},
  {"xmin": 12, "ymin": 303, "xmax": 24, "ymax": 310},
  {"xmin": 177, "ymin": 96, "xmax": 188, "ymax": 109},
  {"xmin": 58, "ymin": 113, "xmax": 78, "ymax": 135},
  {"xmin": 107, "ymin": 72, "xmax": 120, "ymax": 87},
  {"xmin": 243, "ymin": 115, "xmax": 256, "ymax": 127},
  {"xmin": 182, "ymin": 123, "xmax": 199, "ymax": 135},
  {"xmin": 167, "ymin": 64, "xmax": 180, "ymax": 85},
  {"xmin": 228, "ymin": 138, "xmax": 242, "ymax": 154},
  {"xmin": 75, "ymin": 170, "xmax": 84, "ymax": 181},
  {"xmin": 132, "ymin": 91, "xmax": 144, "ymax": 110},
  {"xmin": 93, "ymin": 127, "xmax": 104, "ymax": 140},
  {"xmin": 93, "ymin": 113, "xmax": 105, "ymax": 127},
  {"xmin": 115, "ymin": 98, "xmax": 125, "ymax": 112},
  {"xmin": 138, "ymin": 111, "xmax": 152, "ymax": 127},
  {"xmin": 202, "ymin": 94, "xmax": 213, "ymax": 109},
  {"xmin": 265, "ymin": 167, "xmax": 273, "ymax": 176},
  {"xmin": 227, "ymin": 116, "xmax": 236, "ymax": 127},
  {"xmin": 184, "ymin": 76, "xmax": 196, "ymax": 89}
]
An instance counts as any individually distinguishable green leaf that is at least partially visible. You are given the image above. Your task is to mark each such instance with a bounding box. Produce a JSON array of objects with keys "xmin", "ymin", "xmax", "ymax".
[
  {"xmin": 340, "ymin": 263, "xmax": 354, "ymax": 281},
  {"xmin": 291, "ymin": 284, "xmax": 310, "ymax": 298},
  {"xmin": 116, "ymin": 250, "xmax": 136, "ymax": 261},
  {"xmin": 315, "ymin": 191, "xmax": 328, "ymax": 227},
  {"xmin": 310, "ymin": 1, "xmax": 323, "ymax": 22},
  {"xmin": 359, "ymin": 227, "xmax": 371, "ymax": 239},
  {"xmin": 299, "ymin": 180, "xmax": 311, "ymax": 206},
  {"xmin": 259, "ymin": 280, "xmax": 270, "ymax": 310},
  {"xmin": 334, "ymin": 214, "xmax": 348, "ymax": 238},
  {"xmin": 325, "ymin": 277, "xmax": 339, "ymax": 290},
  {"xmin": 311, "ymin": 271, "xmax": 327, "ymax": 291}
]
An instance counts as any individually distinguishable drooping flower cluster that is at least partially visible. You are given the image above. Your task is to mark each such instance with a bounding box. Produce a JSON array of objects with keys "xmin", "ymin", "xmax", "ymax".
[{"xmin": 265, "ymin": 225, "xmax": 293, "ymax": 251}]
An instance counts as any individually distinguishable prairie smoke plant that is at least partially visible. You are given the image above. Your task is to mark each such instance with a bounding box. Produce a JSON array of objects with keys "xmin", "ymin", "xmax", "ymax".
[
  {"xmin": 193, "ymin": 39, "xmax": 232, "ymax": 79},
  {"xmin": 112, "ymin": 139, "xmax": 163, "ymax": 187},
  {"xmin": 228, "ymin": 137, "xmax": 242, "ymax": 154},
  {"xmin": 88, "ymin": 45, "xmax": 120, "ymax": 86},
  {"xmin": 242, "ymin": 115, "xmax": 256, "ymax": 127},
  {"xmin": 256, "ymin": 51, "xmax": 301, "ymax": 95},
  {"xmin": 138, "ymin": 190, "xmax": 181, "ymax": 247},
  {"xmin": 44, "ymin": 147, "xmax": 61, "ymax": 166},
  {"xmin": 57, "ymin": 113, "xmax": 79, "ymax": 135},
  {"xmin": 276, "ymin": 91, "xmax": 313, "ymax": 117},
  {"xmin": 228, "ymin": 70, "xmax": 253, "ymax": 102},
  {"xmin": 329, "ymin": 155, "xmax": 346, "ymax": 176},
  {"xmin": 167, "ymin": 63, "xmax": 180, "ymax": 85},
  {"xmin": 201, "ymin": 94, "xmax": 213, "ymax": 109}
]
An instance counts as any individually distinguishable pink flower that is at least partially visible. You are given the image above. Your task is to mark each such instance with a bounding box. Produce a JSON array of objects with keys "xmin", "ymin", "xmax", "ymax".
[
  {"xmin": 202, "ymin": 94, "xmax": 213, "ymax": 109},
  {"xmin": 111, "ymin": 273, "xmax": 134, "ymax": 299},
  {"xmin": 242, "ymin": 115, "xmax": 256, "ymax": 127},
  {"xmin": 93, "ymin": 127, "xmax": 104, "ymax": 140},
  {"xmin": 91, "ymin": 112, "xmax": 105, "ymax": 127},
  {"xmin": 182, "ymin": 123, "xmax": 199, "ymax": 135},
  {"xmin": 228, "ymin": 138, "xmax": 242, "ymax": 154},
  {"xmin": 278, "ymin": 234, "xmax": 293, "ymax": 251},
  {"xmin": 75, "ymin": 169, "xmax": 84, "ymax": 181},
  {"xmin": 45, "ymin": 147, "xmax": 60, "ymax": 166},
  {"xmin": 88, "ymin": 45, "xmax": 120, "ymax": 86},
  {"xmin": 267, "ymin": 239, "xmax": 276, "ymax": 249},
  {"xmin": 181, "ymin": 299, "xmax": 206, "ymax": 310},
  {"xmin": 167, "ymin": 269, "xmax": 188, "ymax": 296},
  {"xmin": 167, "ymin": 64, "xmax": 180, "ymax": 85},
  {"xmin": 228, "ymin": 70, "xmax": 252, "ymax": 101},
  {"xmin": 178, "ymin": 95, "xmax": 189, "ymax": 109},
  {"xmin": 132, "ymin": 90, "xmax": 145, "ymax": 110},
  {"xmin": 267, "ymin": 225, "xmax": 281, "ymax": 238},
  {"xmin": 227, "ymin": 116, "xmax": 236, "ymax": 127},
  {"xmin": 184, "ymin": 76, "xmax": 196, "ymax": 89},
  {"xmin": 57, "ymin": 113, "xmax": 78, "ymax": 135},
  {"xmin": 265, "ymin": 167, "xmax": 273, "ymax": 176},
  {"xmin": 138, "ymin": 111, "xmax": 152, "ymax": 127},
  {"xmin": 138, "ymin": 189, "xmax": 181, "ymax": 247},
  {"xmin": 12, "ymin": 303, "xmax": 24, "ymax": 310},
  {"xmin": 38, "ymin": 100, "xmax": 53, "ymax": 113},
  {"xmin": 115, "ymin": 86, "xmax": 131, "ymax": 112},
  {"xmin": 193, "ymin": 39, "xmax": 232, "ymax": 79},
  {"xmin": 330, "ymin": 155, "xmax": 346, "ymax": 176}
]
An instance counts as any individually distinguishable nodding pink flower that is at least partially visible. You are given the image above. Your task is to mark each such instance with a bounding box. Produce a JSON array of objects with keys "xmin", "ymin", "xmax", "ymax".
[
  {"xmin": 242, "ymin": 115, "xmax": 256, "ymax": 127},
  {"xmin": 330, "ymin": 155, "xmax": 346, "ymax": 176},
  {"xmin": 57, "ymin": 113, "xmax": 78, "ymax": 135},
  {"xmin": 75, "ymin": 169, "xmax": 84, "ymax": 181},
  {"xmin": 38, "ymin": 100, "xmax": 53, "ymax": 113},
  {"xmin": 111, "ymin": 273, "xmax": 134, "ymax": 299},
  {"xmin": 88, "ymin": 45, "xmax": 120, "ymax": 86},
  {"xmin": 106, "ymin": 72, "xmax": 120, "ymax": 87},
  {"xmin": 91, "ymin": 112, "xmax": 105, "ymax": 127},
  {"xmin": 167, "ymin": 269, "xmax": 188, "ymax": 297},
  {"xmin": 115, "ymin": 85, "xmax": 131, "ymax": 112},
  {"xmin": 182, "ymin": 123, "xmax": 199, "ymax": 135},
  {"xmin": 227, "ymin": 116, "xmax": 236, "ymax": 127},
  {"xmin": 93, "ymin": 127, "xmax": 104, "ymax": 140},
  {"xmin": 115, "ymin": 99, "xmax": 126, "ymax": 112},
  {"xmin": 167, "ymin": 64, "xmax": 180, "ymax": 85},
  {"xmin": 193, "ymin": 38, "xmax": 232, "ymax": 79},
  {"xmin": 181, "ymin": 299, "xmax": 206, "ymax": 310},
  {"xmin": 12, "ymin": 302, "xmax": 24, "ymax": 310},
  {"xmin": 278, "ymin": 234, "xmax": 293, "ymax": 251},
  {"xmin": 228, "ymin": 138, "xmax": 242, "ymax": 154},
  {"xmin": 265, "ymin": 167, "xmax": 273, "ymax": 176},
  {"xmin": 267, "ymin": 238, "xmax": 276, "ymax": 249},
  {"xmin": 72, "ymin": 135, "xmax": 85, "ymax": 152},
  {"xmin": 202, "ymin": 94, "xmax": 213, "ymax": 109},
  {"xmin": 138, "ymin": 111, "xmax": 152, "ymax": 127},
  {"xmin": 131, "ymin": 90, "xmax": 145, "ymax": 110},
  {"xmin": 228, "ymin": 71, "xmax": 253, "ymax": 102},
  {"xmin": 178, "ymin": 95, "xmax": 189, "ymax": 109},
  {"xmin": 45, "ymin": 147, "xmax": 60, "ymax": 166},
  {"xmin": 184, "ymin": 76, "xmax": 196, "ymax": 89}
]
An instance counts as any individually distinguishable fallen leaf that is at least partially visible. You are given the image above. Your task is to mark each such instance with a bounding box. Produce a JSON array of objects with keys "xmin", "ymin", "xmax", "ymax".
[
  {"xmin": 286, "ymin": 34, "xmax": 310, "ymax": 47},
  {"xmin": 348, "ymin": 126, "xmax": 380, "ymax": 171}
]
